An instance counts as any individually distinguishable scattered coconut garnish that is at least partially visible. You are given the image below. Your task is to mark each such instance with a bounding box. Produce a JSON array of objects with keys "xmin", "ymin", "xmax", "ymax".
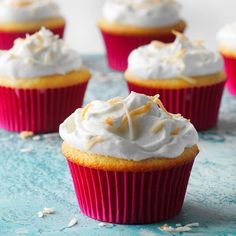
[
  {"xmin": 98, "ymin": 222, "xmax": 114, "ymax": 228},
  {"xmin": 42, "ymin": 208, "xmax": 55, "ymax": 214},
  {"xmin": 37, "ymin": 211, "xmax": 44, "ymax": 218},
  {"xmin": 85, "ymin": 136, "xmax": 103, "ymax": 151},
  {"xmin": 37, "ymin": 207, "xmax": 55, "ymax": 218},
  {"xmin": 184, "ymin": 222, "xmax": 200, "ymax": 227},
  {"xmin": 179, "ymin": 75, "xmax": 197, "ymax": 85},
  {"xmin": 67, "ymin": 218, "xmax": 78, "ymax": 228},
  {"xmin": 151, "ymin": 120, "xmax": 164, "ymax": 134},
  {"xmin": 159, "ymin": 222, "xmax": 199, "ymax": 233},
  {"xmin": 32, "ymin": 136, "xmax": 41, "ymax": 141},
  {"xmin": 139, "ymin": 229, "xmax": 158, "ymax": 236},
  {"xmin": 170, "ymin": 127, "xmax": 180, "ymax": 136},
  {"xmin": 20, "ymin": 147, "xmax": 33, "ymax": 153},
  {"xmin": 19, "ymin": 131, "xmax": 34, "ymax": 139}
]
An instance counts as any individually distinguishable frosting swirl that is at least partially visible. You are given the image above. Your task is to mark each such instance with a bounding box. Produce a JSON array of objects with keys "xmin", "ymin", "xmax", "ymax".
[
  {"xmin": 102, "ymin": 0, "xmax": 182, "ymax": 28},
  {"xmin": 127, "ymin": 33, "xmax": 223, "ymax": 79},
  {"xmin": 0, "ymin": 28, "xmax": 83, "ymax": 78},
  {"xmin": 59, "ymin": 92, "xmax": 198, "ymax": 161},
  {"xmin": 0, "ymin": 0, "xmax": 62, "ymax": 22},
  {"xmin": 217, "ymin": 22, "xmax": 236, "ymax": 51}
]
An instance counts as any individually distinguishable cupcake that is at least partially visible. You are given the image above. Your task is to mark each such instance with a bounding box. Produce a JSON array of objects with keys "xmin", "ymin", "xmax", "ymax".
[
  {"xmin": 217, "ymin": 22, "xmax": 236, "ymax": 96},
  {"xmin": 0, "ymin": 0, "xmax": 65, "ymax": 50},
  {"xmin": 59, "ymin": 92, "xmax": 199, "ymax": 224},
  {"xmin": 98, "ymin": 0, "xmax": 186, "ymax": 71},
  {"xmin": 125, "ymin": 33, "xmax": 226, "ymax": 131},
  {"xmin": 0, "ymin": 28, "xmax": 90, "ymax": 133}
]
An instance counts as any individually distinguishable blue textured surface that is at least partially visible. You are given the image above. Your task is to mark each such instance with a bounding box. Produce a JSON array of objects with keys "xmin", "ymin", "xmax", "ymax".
[{"xmin": 0, "ymin": 55, "xmax": 236, "ymax": 236}]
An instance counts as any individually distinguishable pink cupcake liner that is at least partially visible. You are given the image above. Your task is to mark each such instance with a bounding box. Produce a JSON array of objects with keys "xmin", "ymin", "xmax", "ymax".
[
  {"xmin": 222, "ymin": 55, "xmax": 236, "ymax": 96},
  {"xmin": 127, "ymin": 81, "xmax": 225, "ymax": 131},
  {"xmin": 67, "ymin": 159, "xmax": 194, "ymax": 224},
  {"xmin": 0, "ymin": 81, "xmax": 88, "ymax": 133},
  {"xmin": 0, "ymin": 25, "xmax": 65, "ymax": 50},
  {"xmin": 100, "ymin": 31, "xmax": 182, "ymax": 72}
]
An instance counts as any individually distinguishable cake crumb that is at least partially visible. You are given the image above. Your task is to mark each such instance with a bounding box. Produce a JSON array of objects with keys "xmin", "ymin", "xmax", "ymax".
[
  {"xmin": 20, "ymin": 131, "xmax": 34, "ymax": 139},
  {"xmin": 67, "ymin": 218, "xmax": 78, "ymax": 228}
]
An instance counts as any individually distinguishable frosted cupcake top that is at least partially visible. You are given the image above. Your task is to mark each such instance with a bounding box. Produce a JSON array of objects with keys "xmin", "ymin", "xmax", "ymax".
[
  {"xmin": 127, "ymin": 33, "xmax": 223, "ymax": 80},
  {"xmin": 0, "ymin": 28, "xmax": 82, "ymax": 79},
  {"xmin": 0, "ymin": 0, "xmax": 62, "ymax": 23},
  {"xmin": 102, "ymin": 0, "xmax": 182, "ymax": 28},
  {"xmin": 217, "ymin": 22, "xmax": 236, "ymax": 52},
  {"xmin": 60, "ymin": 92, "xmax": 198, "ymax": 161}
]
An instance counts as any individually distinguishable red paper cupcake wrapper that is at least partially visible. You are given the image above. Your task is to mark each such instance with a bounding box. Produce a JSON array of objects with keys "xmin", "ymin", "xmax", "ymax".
[
  {"xmin": 67, "ymin": 160, "xmax": 194, "ymax": 224},
  {"xmin": 0, "ymin": 81, "xmax": 88, "ymax": 133},
  {"xmin": 222, "ymin": 55, "xmax": 236, "ymax": 96},
  {"xmin": 0, "ymin": 25, "xmax": 65, "ymax": 50},
  {"xmin": 127, "ymin": 81, "xmax": 225, "ymax": 131},
  {"xmin": 100, "ymin": 30, "xmax": 184, "ymax": 72}
]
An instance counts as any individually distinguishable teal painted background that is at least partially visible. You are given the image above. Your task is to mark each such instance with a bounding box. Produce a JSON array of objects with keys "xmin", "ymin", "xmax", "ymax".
[{"xmin": 0, "ymin": 56, "xmax": 235, "ymax": 236}]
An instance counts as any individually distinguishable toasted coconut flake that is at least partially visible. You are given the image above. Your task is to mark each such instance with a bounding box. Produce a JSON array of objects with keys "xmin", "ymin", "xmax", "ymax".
[
  {"xmin": 151, "ymin": 40, "xmax": 166, "ymax": 49},
  {"xmin": 151, "ymin": 95, "xmax": 172, "ymax": 117},
  {"xmin": 172, "ymin": 30, "xmax": 189, "ymax": 40},
  {"xmin": 20, "ymin": 131, "xmax": 34, "ymax": 139},
  {"xmin": 159, "ymin": 222, "xmax": 199, "ymax": 233},
  {"xmin": 20, "ymin": 147, "xmax": 33, "ymax": 153},
  {"xmin": 81, "ymin": 103, "xmax": 92, "ymax": 120},
  {"xmin": 85, "ymin": 136, "xmax": 103, "ymax": 150},
  {"xmin": 108, "ymin": 97, "xmax": 123, "ymax": 105},
  {"xmin": 179, "ymin": 75, "xmax": 197, "ymax": 85},
  {"xmin": 105, "ymin": 117, "xmax": 114, "ymax": 126},
  {"xmin": 37, "ymin": 211, "xmax": 44, "ymax": 218},
  {"xmin": 151, "ymin": 120, "xmax": 164, "ymax": 134},
  {"xmin": 67, "ymin": 218, "xmax": 78, "ymax": 228},
  {"xmin": 42, "ymin": 208, "xmax": 55, "ymax": 215},
  {"xmin": 170, "ymin": 127, "xmax": 180, "ymax": 136}
]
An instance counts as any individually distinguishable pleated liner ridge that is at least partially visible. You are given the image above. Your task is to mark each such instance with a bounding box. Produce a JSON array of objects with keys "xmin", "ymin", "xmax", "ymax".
[
  {"xmin": 0, "ymin": 25, "xmax": 65, "ymax": 50},
  {"xmin": 101, "ymin": 31, "xmax": 179, "ymax": 72},
  {"xmin": 0, "ymin": 81, "xmax": 88, "ymax": 133},
  {"xmin": 127, "ymin": 81, "xmax": 225, "ymax": 131},
  {"xmin": 68, "ymin": 159, "xmax": 194, "ymax": 224},
  {"xmin": 222, "ymin": 55, "xmax": 236, "ymax": 96}
]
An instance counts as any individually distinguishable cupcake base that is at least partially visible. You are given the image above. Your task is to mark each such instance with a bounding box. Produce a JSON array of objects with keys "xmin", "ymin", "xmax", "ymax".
[
  {"xmin": 127, "ymin": 81, "xmax": 225, "ymax": 131},
  {"xmin": 0, "ymin": 81, "xmax": 88, "ymax": 133},
  {"xmin": 0, "ymin": 25, "xmax": 65, "ymax": 50},
  {"xmin": 67, "ymin": 159, "xmax": 194, "ymax": 224}
]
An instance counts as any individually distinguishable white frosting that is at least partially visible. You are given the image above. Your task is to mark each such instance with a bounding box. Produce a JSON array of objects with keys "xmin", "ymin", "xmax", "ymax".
[
  {"xmin": 217, "ymin": 22, "xmax": 236, "ymax": 50},
  {"xmin": 0, "ymin": 28, "xmax": 82, "ymax": 78},
  {"xmin": 102, "ymin": 0, "xmax": 182, "ymax": 28},
  {"xmin": 127, "ymin": 34, "xmax": 223, "ymax": 79},
  {"xmin": 59, "ymin": 92, "xmax": 198, "ymax": 161},
  {"xmin": 0, "ymin": 0, "xmax": 61, "ymax": 23}
]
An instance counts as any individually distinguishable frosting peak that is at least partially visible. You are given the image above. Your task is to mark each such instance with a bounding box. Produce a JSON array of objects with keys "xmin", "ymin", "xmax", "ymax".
[
  {"xmin": 0, "ymin": 0, "xmax": 62, "ymax": 22},
  {"xmin": 59, "ymin": 92, "xmax": 198, "ymax": 161},
  {"xmin": 102, "ymin": 0, "xmax": 182, "ymax": 28},
  {"xmin": 217, "ymin": 22, "xmax": 236, "ymax": 51},
  {"xmin": 127, "ymin": 33, "xmax": 223, "ymax": 79},
  {"xmin": 0, "ymin": 28, "xmax": 82, "ymax": 78}
]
